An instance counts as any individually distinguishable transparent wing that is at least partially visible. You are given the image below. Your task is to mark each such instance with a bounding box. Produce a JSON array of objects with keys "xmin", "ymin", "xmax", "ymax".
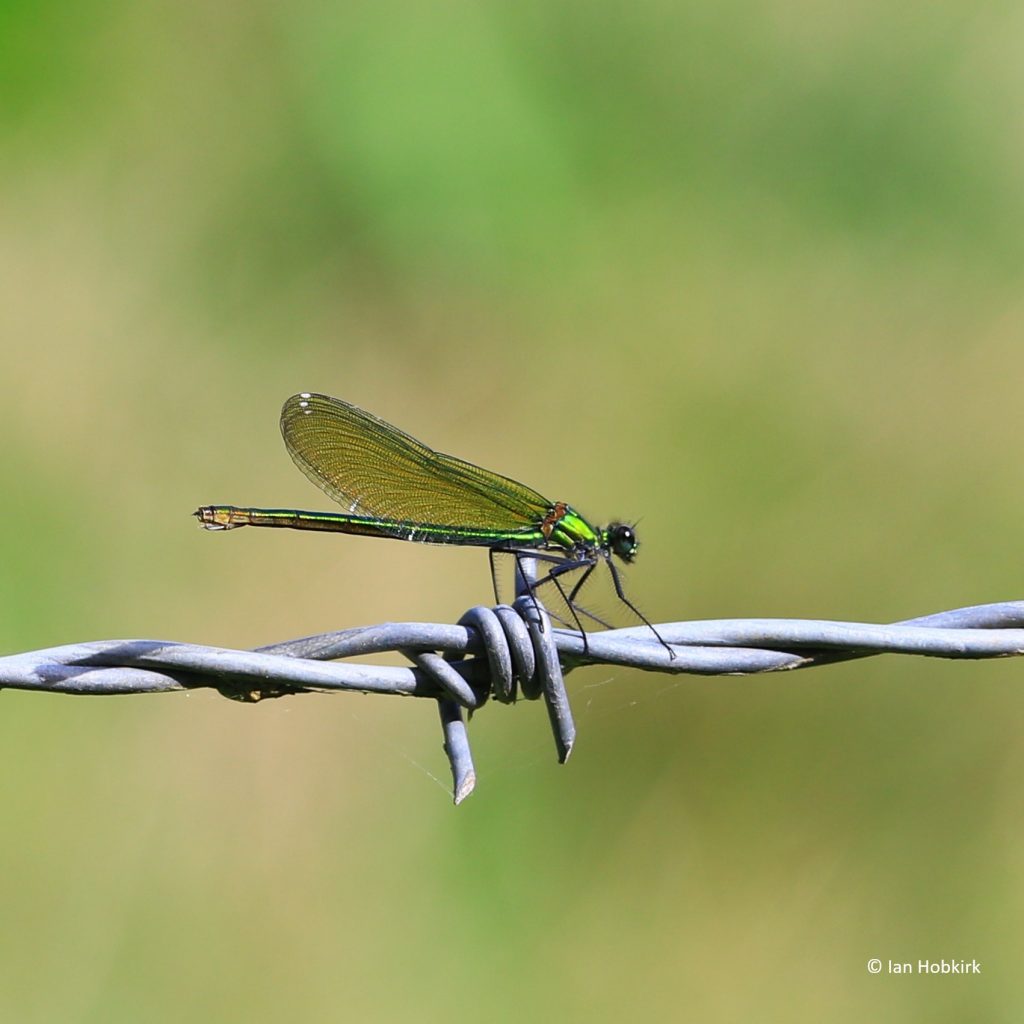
[{"xmin": 280, "ymin": 393, "xmax": 553, "ymax": 530}]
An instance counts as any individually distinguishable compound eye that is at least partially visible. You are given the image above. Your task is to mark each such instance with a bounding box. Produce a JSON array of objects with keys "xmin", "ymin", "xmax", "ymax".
[{"xmin": 611, "ymin": 524, "xmax": 638, "ymax": 561}]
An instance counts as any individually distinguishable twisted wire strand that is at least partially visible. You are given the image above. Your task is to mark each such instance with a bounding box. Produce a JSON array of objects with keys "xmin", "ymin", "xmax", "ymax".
[{"xmin": 1, "ymin": 599, "xmax": 1022, "ymax": 803}]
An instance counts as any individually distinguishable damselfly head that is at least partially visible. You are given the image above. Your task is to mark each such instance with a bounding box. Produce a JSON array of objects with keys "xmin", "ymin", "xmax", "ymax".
[{"xmin": 605, "ymin": 523, "xmax": 638, "ymax": 563}]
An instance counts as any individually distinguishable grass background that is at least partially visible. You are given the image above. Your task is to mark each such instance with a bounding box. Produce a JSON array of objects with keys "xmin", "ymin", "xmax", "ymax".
[{"xmin": 2, "ymin": 2, "xmax": 1023, "ymax": 1019}]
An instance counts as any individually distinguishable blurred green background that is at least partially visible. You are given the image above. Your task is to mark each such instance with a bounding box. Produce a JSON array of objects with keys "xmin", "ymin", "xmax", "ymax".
[{"xmin": 2, "ymin": 2, "xmax": 1023, "ymax": 1020}]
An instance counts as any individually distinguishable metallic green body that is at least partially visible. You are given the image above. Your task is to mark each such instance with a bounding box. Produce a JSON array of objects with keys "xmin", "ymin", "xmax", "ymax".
[
  {"xmin": 195, "ymin": 501, "xmax": 603, "ymax": 556},
  {"xmin": 196, "ymin": 504, "xmax": 551, "ymax": 548}
]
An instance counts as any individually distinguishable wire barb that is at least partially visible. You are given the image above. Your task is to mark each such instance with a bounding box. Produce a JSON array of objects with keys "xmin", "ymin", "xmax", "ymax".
[{"xmin": 2, "ymin": 600, "xmax": 1023, "ymax": 803}]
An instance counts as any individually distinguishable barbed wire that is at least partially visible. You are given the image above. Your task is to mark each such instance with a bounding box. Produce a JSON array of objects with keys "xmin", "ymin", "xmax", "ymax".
[{"xmin": 2, "ymin": 597, "xmax": 1022, "ymax": 804}]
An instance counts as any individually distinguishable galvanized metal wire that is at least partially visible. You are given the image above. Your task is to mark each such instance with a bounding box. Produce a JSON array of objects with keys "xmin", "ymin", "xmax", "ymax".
[{"xmin": 2, "ymin": 598, "xmax": 1022, "ymax": 802}]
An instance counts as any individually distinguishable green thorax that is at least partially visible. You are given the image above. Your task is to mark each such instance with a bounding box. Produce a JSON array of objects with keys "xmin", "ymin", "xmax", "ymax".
[{"xmin": 546, "ymin": 504, "xmax": 602, "ymax": 552}]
